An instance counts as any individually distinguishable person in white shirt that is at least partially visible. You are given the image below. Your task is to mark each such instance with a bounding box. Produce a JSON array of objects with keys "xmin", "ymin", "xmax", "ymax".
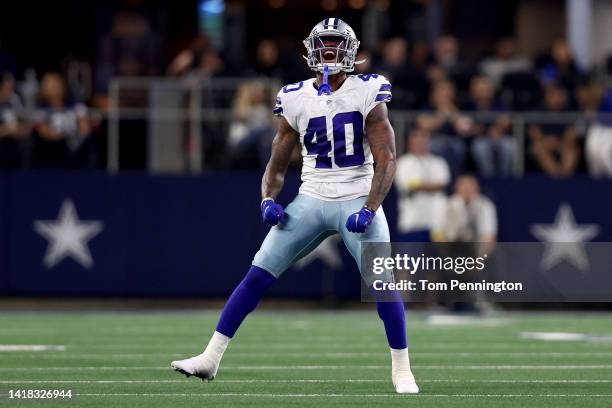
[
  {"xmin": 441, "ymin": 175, "xmax": 498, "ymax": 312},
  {"xmin": 395, "ymin": 128, "xmax": 450, "ymax": 242},
  {"xmin": 479, "ymin": 38, "xmax": 531, "ymax": 88},
  {"xmin": 444, "ymin": 174, "xmax": 497, "ymax": 253}
]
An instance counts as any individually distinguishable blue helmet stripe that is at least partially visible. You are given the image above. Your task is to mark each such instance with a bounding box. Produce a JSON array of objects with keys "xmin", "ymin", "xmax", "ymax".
[{"xmin": 323, "ymin": 18, "xmax": 340, "ymax": 29}]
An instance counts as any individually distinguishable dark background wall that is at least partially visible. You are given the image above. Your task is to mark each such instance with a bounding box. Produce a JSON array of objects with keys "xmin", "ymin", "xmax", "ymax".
[{"xmin": 1, "ymin": 172, "xmax": 609, "ymax": 298}]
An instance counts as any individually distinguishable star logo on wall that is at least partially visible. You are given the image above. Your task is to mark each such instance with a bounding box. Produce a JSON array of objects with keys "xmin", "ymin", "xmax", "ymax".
[
  {"xmin": 33, "ymin": 199, "xmax": 104, "ymax": 269},
  {"xmin": 530, "ymin": 203, "xmax": 599, "ymax": 272}
]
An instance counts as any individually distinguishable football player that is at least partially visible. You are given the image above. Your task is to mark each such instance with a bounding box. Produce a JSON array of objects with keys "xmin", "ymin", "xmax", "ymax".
[{"xmin": 172, "ymin": 18, "xmax": 419, "ymax": 394}]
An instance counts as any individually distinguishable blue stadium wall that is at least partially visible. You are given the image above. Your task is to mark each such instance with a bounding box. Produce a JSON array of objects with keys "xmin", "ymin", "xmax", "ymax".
[{"xmin": 0, "ymin": 172, "xmax": 610, "ymax": 298}]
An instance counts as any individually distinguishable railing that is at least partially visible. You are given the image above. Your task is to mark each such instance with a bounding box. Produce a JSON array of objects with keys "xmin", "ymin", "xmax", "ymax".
[
  {"xmin": 388, "ymin": 110, "xmax": 595, "ymax": 176},
  {"xmin": 106, "ymin": 76, "xmax": 609, "ymax": 176},
  {"xmin": 107, "ymin": 77, "xmax": 281, "ymax": 173}
]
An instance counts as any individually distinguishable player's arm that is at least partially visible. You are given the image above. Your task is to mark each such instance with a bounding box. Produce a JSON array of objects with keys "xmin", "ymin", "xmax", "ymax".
[
  {"xmin": 346, "ymin": 103, "xmax": 396, "ymax": 233},
  {"xmin": 260, "ymin": 116, "xmax": 299, "ymax": 225},
  {"xmin": 365, "ymin": 103, "xmax": 396, "ymax": 211},
  {"xmin": 261, "ymin": 116, "xmax": 299, "ymax": 200}
]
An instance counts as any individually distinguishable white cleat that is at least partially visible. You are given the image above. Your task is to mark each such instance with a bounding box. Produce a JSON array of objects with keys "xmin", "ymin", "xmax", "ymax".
[
  {"xmin": 171, "ymin": 353, "xmax": 219, "ymax": 382},
  {"xmin": 392, "ymin": 369, "xmax": 420, "ymax": 394}
]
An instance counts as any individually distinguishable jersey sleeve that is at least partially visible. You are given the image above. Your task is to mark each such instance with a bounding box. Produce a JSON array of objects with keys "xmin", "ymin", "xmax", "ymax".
[
  {"xmin": 273, "ymin": 86, "xmax": 299, "ymax": 131},
  {"xmin": 364, "ymin": 75, "xmax": 392, "ymax": 116},
  {"xmin": 273, "ymin": 93, "xmax": 284, "ymax": 116}
]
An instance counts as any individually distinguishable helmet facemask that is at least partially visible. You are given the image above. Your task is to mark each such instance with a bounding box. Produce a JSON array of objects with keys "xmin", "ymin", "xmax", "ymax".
[{"xmin": 303, "ymin": 21, "xmax": 360, "ymax": 75}]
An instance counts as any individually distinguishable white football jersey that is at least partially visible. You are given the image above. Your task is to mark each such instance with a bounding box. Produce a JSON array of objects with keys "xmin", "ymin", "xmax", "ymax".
[{"xmin": 274, "ymin": 74, "xmax": 392, "ymax": 201}]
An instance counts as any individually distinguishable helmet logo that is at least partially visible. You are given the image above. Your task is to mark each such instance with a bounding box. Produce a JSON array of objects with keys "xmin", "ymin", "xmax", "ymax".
[{"xmin": 323, "ymin": 18, "xmax": 340, "ymax": 29}]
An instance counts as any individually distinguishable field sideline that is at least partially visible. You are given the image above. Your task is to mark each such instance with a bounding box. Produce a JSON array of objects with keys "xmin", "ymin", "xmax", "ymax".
[{"xmin": 0, "ymin": 311, "xmax": 611, "ymax": 407}]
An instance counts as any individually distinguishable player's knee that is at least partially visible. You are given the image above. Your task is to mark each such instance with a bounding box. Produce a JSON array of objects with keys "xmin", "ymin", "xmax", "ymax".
[{"xmin": 243, "ymin": 265, "xmax": 277, "ymax": 290}]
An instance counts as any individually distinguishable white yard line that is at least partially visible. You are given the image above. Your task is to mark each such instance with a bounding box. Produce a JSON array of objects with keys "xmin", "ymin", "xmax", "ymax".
[
  {"xmin": 18, "ymin": 393, "xmax": 612, "ymax": 398},
  {"xmin": 0, "ymin": 379, "xmax": 610, "ymax": 384},
  {"xmin": 73, "ymin": 342, "xmax": 612, "ymax": 350},
  {"xmin": 8, "ymin": 351, "xmax": 612, "ymax": 359},
  {"xmin": 0, "ymin": 345, "xmax": 65, "ymax": 352},
  {"xmin": 1, "ymin": 364, "xmax": 612, "ymax": 371}
]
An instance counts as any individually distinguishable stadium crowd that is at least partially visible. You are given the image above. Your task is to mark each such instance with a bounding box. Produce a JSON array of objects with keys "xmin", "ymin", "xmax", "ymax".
[
  {"xmin": 2, "ymin": 33, "xmax": 612, "ymax": 178},
  {"xmin": 218, "ymin": 35, "xmax": 612, "ymax": 178}
]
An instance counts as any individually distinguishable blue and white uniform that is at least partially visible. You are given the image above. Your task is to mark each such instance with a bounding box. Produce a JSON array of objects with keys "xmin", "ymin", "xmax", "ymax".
[
  {"xmin": 253, "ymin": 74, "xmax": 393, "ymax": 285},
  {"xmin": 172, "ymin": 18, "xmax": 419, "ymax": 395}
]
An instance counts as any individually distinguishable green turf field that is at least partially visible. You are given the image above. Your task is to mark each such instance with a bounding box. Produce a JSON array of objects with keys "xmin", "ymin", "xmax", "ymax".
[{"xmin": 1, "ymin": 310, "xmax": 611, "ymax": 407}]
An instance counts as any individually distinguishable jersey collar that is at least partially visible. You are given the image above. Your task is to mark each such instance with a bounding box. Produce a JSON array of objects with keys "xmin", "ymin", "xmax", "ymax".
[{"xmin": 310, "ymin": 76, "xmax": 351, "ymax": 96}]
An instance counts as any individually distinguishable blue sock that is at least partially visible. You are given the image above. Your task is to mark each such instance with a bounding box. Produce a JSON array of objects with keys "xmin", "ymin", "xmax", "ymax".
[
  {"xmin": 375, "ymin": 291, "xmax": 407, "ymax": 349},
  {"xmin": 215, "ymin": 265, "xmax": 276, "ymax": 338}
]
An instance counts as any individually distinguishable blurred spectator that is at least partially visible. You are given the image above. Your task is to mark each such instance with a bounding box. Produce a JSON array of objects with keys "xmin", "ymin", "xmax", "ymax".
[
  {"xmin": 410, "ymin": 41, "xmax": 430, "ymax": 73},
  {"xmin": 463, "ymin": 75, "xmax": 515, "ymax": 177},
  {"xmin": 375, "ymin": 37, "xmax": 409, "ymax": 85},
  {"xmin": 428, "ymin": 35, "xmax": 456, "ymax": 82},
  {"xmin": 94, "ymin": 9, "xmax": 163, "ymax": 108},
  {"xmin": 538, "ymin": 40, "xmax": 583, "ymax": 90},
  {"xmin": 375, "ymin": 38, "xmax": 431, "ymax": 108},
  {"xmin": 32, "ymin": 73, "xmax": 93, "ymax": 169},
  {"xmin": 428, "ymin": 35, "xmax": 470, "ymax": 83},
  {"xmin": 395, "ymin": 128, "xmax": 450, "ymax": 242},
  {"xmin": 390, "ymin": 41, "xmax": 430, "ymax": 109},
  {"xmin": 20, "ymin": 68, "xmax": 40, "ymax": 114},
  {"xmin": 585, "ymin": 122, "xmax": 612, "ymax": 178},
  {"xmin": 441, "ymin": 174, "xmax": 497, "ymax": 313},
  {"xmin": 248, "ymin": 39, "xmax": 284, "ymax": 79},
  {"xmin": 167, "ymin": 34, "xmax": 226, "ymax": 170},
  {"xmin": 443, "ymin": 175, "xmax": 497, "ymax": 251},
  {"xmin": 228, "ymin": 81, "xmax": 274, "ymax": 168},
  {"xmin": 464, "ymin": 74, "xmax": 505, "ymax": 111},
  {"xmin": 168, "ymin": 34, "xmax": 224, "ymax": 78},
  {"xmin": 0, "ymin": 72, "xmax": 29, "ymax": 169},
  {"xmin": 417, "ymin": 80, "xmax": 473, "ymax": 176},
  {"xmin": 528, "ymin": 84, "xmax": 579, "ymax": 177},
  {"xmin": 575, "ymin": 80, "xmax": 604, "ymax": 117},
  {"xmin": 480, "ymin": 38, "xmax": 532, "ymax": 88},
  {"xmin": 579, "ymin": 81, "xmax": 612, "ymax": 178}
]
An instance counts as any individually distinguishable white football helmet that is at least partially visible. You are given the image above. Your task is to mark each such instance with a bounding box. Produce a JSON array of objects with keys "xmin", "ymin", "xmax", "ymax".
[{"xmin": 303, "ymin": 18, "xmax": 360, "ymax": 75}]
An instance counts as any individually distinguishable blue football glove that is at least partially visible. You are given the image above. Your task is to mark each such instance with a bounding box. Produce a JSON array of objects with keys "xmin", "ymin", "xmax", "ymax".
[
  {"xmin": 261, "ymin": 198, "xmax": 285, "ymax": 226},
  {"xmin": 346, "ymin": 206, "xmax": 376, "ymax": 233}
]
